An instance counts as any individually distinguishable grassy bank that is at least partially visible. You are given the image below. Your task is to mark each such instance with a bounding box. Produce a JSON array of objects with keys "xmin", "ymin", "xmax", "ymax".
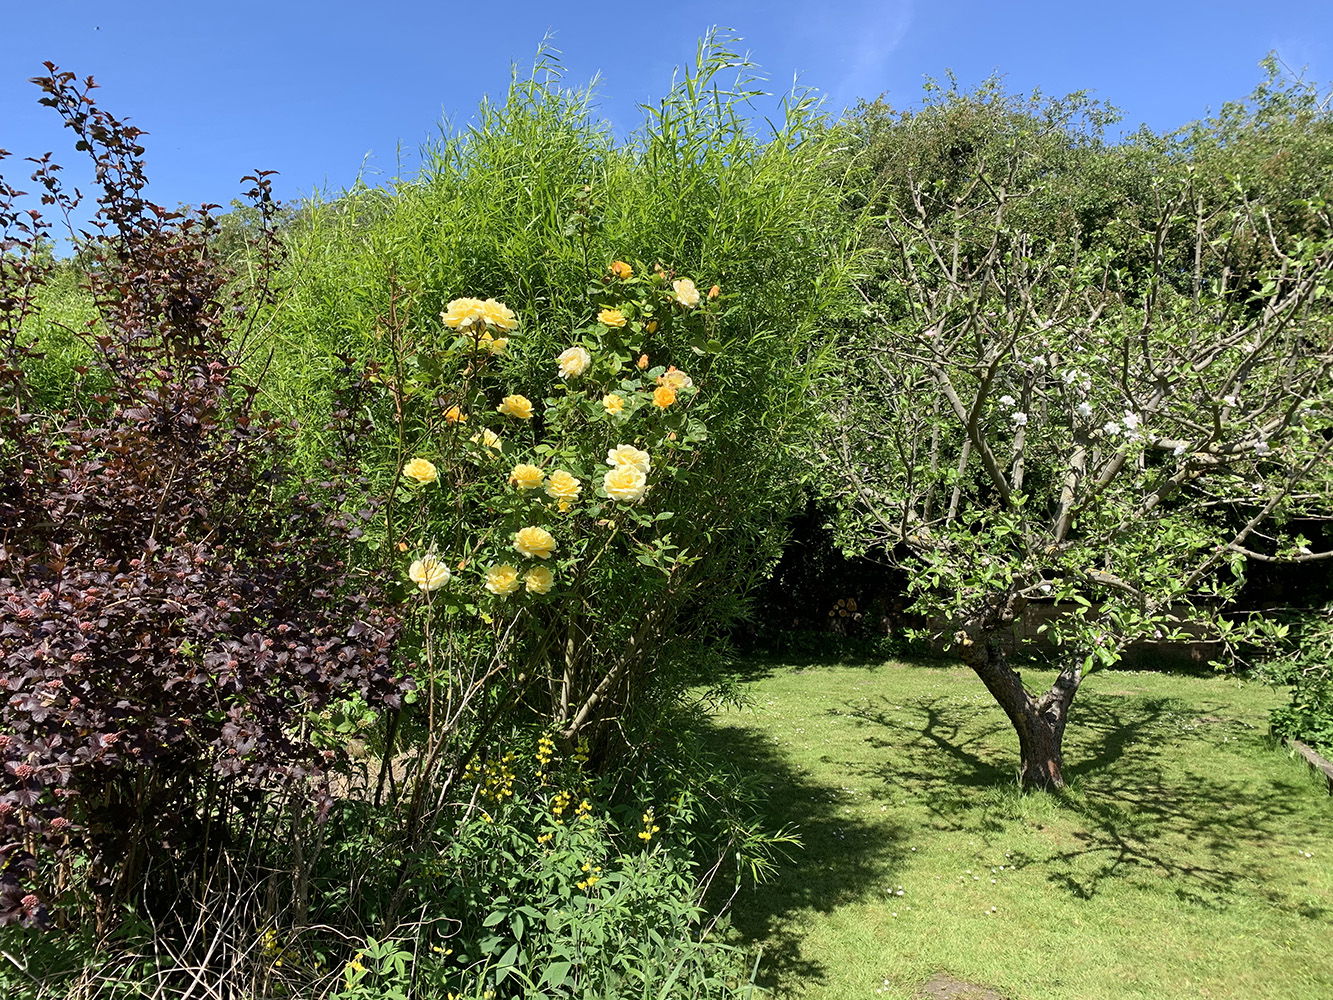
[{"xmin": 708, "ymin": 658, "xmax": 1333, "ymax": 1000}]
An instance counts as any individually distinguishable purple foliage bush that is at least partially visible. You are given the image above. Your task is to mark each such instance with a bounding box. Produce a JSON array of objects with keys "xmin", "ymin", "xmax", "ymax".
[{"xmin": 0, "ymin": 67, "xmax": 405, "ymax": 928}]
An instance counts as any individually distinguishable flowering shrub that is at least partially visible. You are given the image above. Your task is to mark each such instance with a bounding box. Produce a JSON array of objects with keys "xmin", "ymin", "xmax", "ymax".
[
  {"xmin": 0, "ymin": 68, "xmax": 405, "ymax": 927},
  {"xmin": 381, "ymin": 263, "xmax": 719, "ymax": 759}
]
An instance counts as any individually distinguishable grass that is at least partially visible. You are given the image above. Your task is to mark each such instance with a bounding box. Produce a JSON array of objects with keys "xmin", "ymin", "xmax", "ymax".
[{"xmin": 706, "ymin": 655, "xmax": 1333, "ymax": 1000}]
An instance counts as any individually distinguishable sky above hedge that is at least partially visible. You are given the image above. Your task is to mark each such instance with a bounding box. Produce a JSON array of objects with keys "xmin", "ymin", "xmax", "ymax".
[{"xmin": 3, "ymin": 0, "xmax": 1331, "ymax": 218}]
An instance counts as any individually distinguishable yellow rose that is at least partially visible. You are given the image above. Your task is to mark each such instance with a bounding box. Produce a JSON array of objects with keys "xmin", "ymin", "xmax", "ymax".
[
  {"xmin": 610, "ymin": 260, "xmax": 634, "ymax": 280},
  {"xmin": 652, "ymin": 385, "xmax": 677, "ymax": 409},
  {"xmin": 470, "ymin": 429, "xmax": 502, "ymax": 450},
  {"xmin": 605, "ymin": 444, "xmax": 651, "ymax": 474},
  {"xmin": 598, "ymin": 308, "xmax": 627, "ymax": 328},
  {"xmin": 485, "ymin": 564, "xmax": 521, "ymax": 597},
  {"xmin": 477, "ymin": 332, "xmax": 508, "ymax": 355},
  {"xmin": 442, "ymin": 297, "xmax": 487, "ymax": 330},
  {"xmin": 480, "ymin": 298, "xmax": 519, "ymax": 331},
  {"xmin": 444, "ymin": 405, "xmax": 468, "ymax": 423},
  {"xmin": 708, "ymin": 283, "xmax": 720, "ymax": 300},
  {"xmin": 408, "ymin": 554, "xmax": 451, "ymax": 592},
  {"xmin": 545, "ymin": 469, "xmax": 582, "ymax": 502},
  {"xmin": 557, "ymin": 346, "xmax": 591, "ymax": 379},
  {"xmin": 513, "ymin": 526, "xmax": 557, "ymax": 560},
  {"xmin": 658, "ymin": 366, "xmax": 693, "ymax": 390},
  {"xmin": 671, "ymin": 278, "xmax": 700, "ymax": 308},
  {"xmin": 602, "ymin": 393, "xmax": 625, "ymax": 415},
  {"xmin": 402, "ymin": 457, "xmax": 438, "ymax": 484},
  {"xmin": 603, "ymin": 466, "xmax": 648, "ymax": 503},
  {"xmin": 498, "ymin": 394, "xmax": 534, "ymax": 420},
  {"xmin": 524, "ymin": 565, "xmax": 555, "ymax": 594},
  {"xmin": 636, "ymin": 353, "xmax": 650, "ymax": 369},
  {"xmin": 509, "ymin": 463, "xmax": 544, "ymax": 490}
]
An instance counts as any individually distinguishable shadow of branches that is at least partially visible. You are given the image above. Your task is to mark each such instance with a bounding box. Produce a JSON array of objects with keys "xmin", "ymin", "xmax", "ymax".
[
  {"xmin": 845, "ymin": 689, "xmax": 1327, "ymax": 911},
  {"xmin": 698, "ymin": 719, "xmax": 903, "ymax": 991}
]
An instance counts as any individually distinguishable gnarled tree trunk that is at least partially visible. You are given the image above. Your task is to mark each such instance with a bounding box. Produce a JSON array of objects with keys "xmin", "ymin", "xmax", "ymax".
[{"xmin": 960, "ymin": 637, "xmax": 1082, "ymax": 790}]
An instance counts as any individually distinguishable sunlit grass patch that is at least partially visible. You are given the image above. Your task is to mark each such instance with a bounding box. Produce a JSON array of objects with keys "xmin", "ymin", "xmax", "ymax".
[{"xmin": 710, "ymin": 658, "xmax": 1333, "ymax": 1000}]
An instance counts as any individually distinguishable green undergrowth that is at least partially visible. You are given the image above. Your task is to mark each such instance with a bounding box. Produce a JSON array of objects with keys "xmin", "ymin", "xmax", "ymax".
[{"xmin": 707, "ymin": 658, "xmax": 1333, "ymax": 1000}]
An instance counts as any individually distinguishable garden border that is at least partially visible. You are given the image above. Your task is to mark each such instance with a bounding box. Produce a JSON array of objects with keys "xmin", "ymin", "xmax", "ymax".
[{"xmin": 1287, "ymin": 738, "xmax": 1333, "ymax": 793}]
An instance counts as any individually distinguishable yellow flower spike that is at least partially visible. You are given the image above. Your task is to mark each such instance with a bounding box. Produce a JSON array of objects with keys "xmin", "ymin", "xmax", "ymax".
[
  {"xmin": 402, "ymin": 457, "xmax": 438, "ymax": 484},
  {"xmin": 509, "ymin": 463, "xmax": 544, "ymax": 490},
  {"xmin": 652, "ymin": 385, "xmax": 677, "ymax": 409},
  {"xmin": 498, "ymin": 394, "xmax": 534, "ymax": 420},
  {"xmin": 601, "ymin": 393, "xmax": 625, "ymax": 415},
  {"xmin": 513, "ymin": 526, "xmax": 557, "ymax": 560},
  {"xmin": 598, "ymin": 307, "xmax": 627, "ymax": 328},
  {"xmin": 484, "ymin": 564, "xmax": 521, "ymax": 597}
]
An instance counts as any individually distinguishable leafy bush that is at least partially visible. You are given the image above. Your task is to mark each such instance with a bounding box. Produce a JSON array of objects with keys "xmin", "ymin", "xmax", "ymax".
[
  {"xmin": 0, "ymin": 67, "xmax": 405, "ymax": 928},
  {"xmin": 1265, "ymin": 606, "xmax": 1333, "ymax": 754}
]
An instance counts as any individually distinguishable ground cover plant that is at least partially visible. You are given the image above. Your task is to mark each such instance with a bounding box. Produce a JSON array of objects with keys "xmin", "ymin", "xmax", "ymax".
[{"xmin": 709, "ymin": 656, "xmax": 1333, "ymax": 1000}]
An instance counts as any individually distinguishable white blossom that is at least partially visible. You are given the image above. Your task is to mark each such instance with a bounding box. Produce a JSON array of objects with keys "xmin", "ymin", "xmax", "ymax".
[
  {"xmin": 1173, "ymin": 443, "xmax": 1187, "ymax": 457},
  {"xmin": 1222, "ymin": 394, "xmax": 1238, "ymax": 407},
  {"xmin": 998, "ymin": 395, "xmax": 1016, "ymax": 407},
  {"xmin": 1122, "ymin": 411, "xmax": 1141, "ymax": 431},
  {"xmin": 1253, "ymin": 440, "xmax": 1271, "ymax": 455},
  {"xmin": 1102, "ymin": 421, "xmax": 1122, "ymax": 436},
  {"xmin": 1075, "ymin": 402, "xmax": 1093, "ymax": 419},
  {"xmin": 1011, "ymin": 411, "xmax": 1028, "ymax": 427}
]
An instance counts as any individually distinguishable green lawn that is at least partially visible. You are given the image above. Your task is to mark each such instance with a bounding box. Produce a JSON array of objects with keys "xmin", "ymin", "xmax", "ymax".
[{"xmin": 708, "ymin": 656, "xmax": 1333, "ymax": 1000}]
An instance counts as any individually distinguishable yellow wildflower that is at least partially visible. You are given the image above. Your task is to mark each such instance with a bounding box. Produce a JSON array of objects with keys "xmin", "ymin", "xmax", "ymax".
[
  {"xmin": 402, "ymin": 457, "xmax": 438, "ymax": 484},
  {"xmin": 408, "ymin": 554, "xmax": 451, "ymax": 593},
  {"xmin": 672, "ymin": 278, "xmax": 700, "ymax": 308},
  {"xmin": 485, "ymin": 564, "xmax": 521, "ymax": 597},
  {"xmin": 557, "ymin": 345, "xmax": 592, "ymax": 379},
  {"xmin": 652, "ymin": 385, "xmax": 677, "ymax": 409},
  {"xmin": 605, "ymin": 444, "xmax": 651, "ymax": 474},
  {"xmin": 638, "ymin": 808, "xmax": 661, "ymax": 842},
  {"xmin": 498, "ymin": 394, "xmax": 534, "ymax": 419},
  {"xmin": 524, "ymin": 565, "xmax": 555, "ymax": 594},
  {"xmin": 603, "ymin": 466, "xmax": 648, "ymax": 503},
  {"xmin": 513, "ymin": 526, "xmax": 557, "ymax": 560},
  {"xmin": 545, "ymin": 469, "xmax": 582, "ymax": 503},
  {"xmin": 610, "ymin": 260, "xmax": 633, "ymax": 280},
  {"xmin": 509, "ymin": 463, "xmax": 544, "ymax": 490},
  {"xmin": 598, "ymin": 307, "xmax": 627, "ymax": 328}
]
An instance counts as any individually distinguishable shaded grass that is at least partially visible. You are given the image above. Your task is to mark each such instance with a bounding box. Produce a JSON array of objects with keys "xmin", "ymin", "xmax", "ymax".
[{"xmin": 708, "ymin": 658, "xmax": 1333, "ymax": 1000}]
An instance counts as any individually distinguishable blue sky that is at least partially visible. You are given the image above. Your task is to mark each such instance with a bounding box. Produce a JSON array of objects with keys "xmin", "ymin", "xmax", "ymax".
[{"xmin": 3, "ymin": 1, "xmax": 1331, "ymax": 216}]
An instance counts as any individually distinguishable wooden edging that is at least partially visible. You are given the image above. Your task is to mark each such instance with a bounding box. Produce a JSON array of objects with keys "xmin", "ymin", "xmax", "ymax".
[{"xmin": 1287, "ymin": 738, "xmax": 1333, "ymax": 793}]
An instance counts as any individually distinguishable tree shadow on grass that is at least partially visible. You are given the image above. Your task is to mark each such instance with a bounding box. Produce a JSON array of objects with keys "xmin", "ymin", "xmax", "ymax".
[
  {"xmin": 697, "ymin": 718, "xmax": 906, "ymax": 993},
  {"xmin": 846, "ymin": 690, "xmax": 1329, "ymax": 913}
]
